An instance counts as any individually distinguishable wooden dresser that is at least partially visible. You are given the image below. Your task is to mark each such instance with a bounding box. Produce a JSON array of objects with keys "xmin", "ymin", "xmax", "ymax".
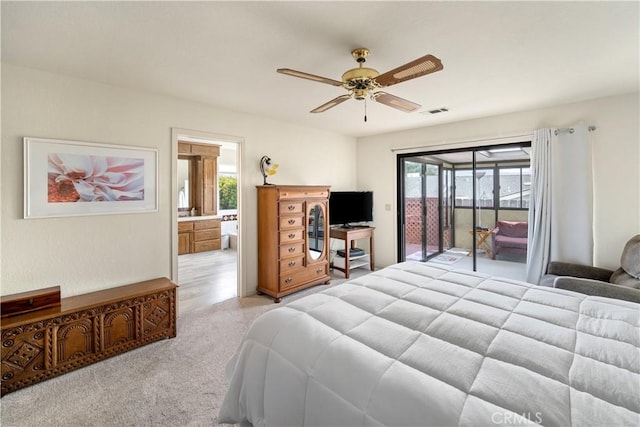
[
  {"xmin": 178, "ymin": 218, "xmax": 222, "ymax": 255},
  {"xmin": 1, "ymin": 278, "xmax": 177, "ymax": 396},
  {"xmin": 257, "ymin": 185, "xmax": 331, "ymax": 302}
]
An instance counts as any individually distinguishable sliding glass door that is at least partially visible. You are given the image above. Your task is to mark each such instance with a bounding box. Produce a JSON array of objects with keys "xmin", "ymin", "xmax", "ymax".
[
  {"xmin": 399, "ymin": 157, "xmax": 451, "ymax": 261},
  {"xmin": 397, "ymin": 143, "xmax": 531, "ymax": 279}
]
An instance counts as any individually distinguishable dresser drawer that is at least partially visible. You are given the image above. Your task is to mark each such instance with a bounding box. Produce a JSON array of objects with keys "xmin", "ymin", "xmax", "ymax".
[
  {"xmin": 279, "ymin": 229, "xmax": 304, "ymax": 244},
  {"xmin": 194, "ymin": 219, "xmax": 221, "ymax": 230},
  {"xmin": 279, "ymin": 242, "xmax": 305, "ymax": 259},
  {"xmin": 193, "ymin": 239, "xmax": 221, "ymax": 252},
  {"xmin": 193, "ymin": 229, "xmax": 220, "ymax": 242},
  {"xmin": 279, "ymin": 256, "xmax": 305, "ymax": 273},
  {"xmin": 279, "ymin": 189, "xmax": 329, "ymax": 200},
  {"xmin": 279, "ymin": 215, "xmax": 304, "ymax": 230},
  {"xmin": 178, "ymin": 221, "xmax": 194, "ymax": 232},
  {"xmin": 279, "ymin": 263, "xmax": 329, "ymax": 290},
  {"xmin": 279, "ymin": 202, "xmax": 304, "ymax": 215}
]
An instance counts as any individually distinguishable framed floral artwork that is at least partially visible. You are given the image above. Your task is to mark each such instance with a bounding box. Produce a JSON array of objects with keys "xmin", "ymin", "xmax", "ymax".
[{"xmin": 24, "ymin": 137, "xmax": 158, "ymax": 218}]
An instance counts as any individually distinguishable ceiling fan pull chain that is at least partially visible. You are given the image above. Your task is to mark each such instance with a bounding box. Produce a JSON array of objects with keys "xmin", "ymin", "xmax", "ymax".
[{"xmin": 364, "ymin": 97, "xmax": 367, "ymax": 122}]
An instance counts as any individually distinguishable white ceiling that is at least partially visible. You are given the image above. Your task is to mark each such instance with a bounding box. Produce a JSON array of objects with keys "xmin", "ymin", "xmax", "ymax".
[{"xmin": 2, "ymin": 1, "xmax": 638, "ymax": 138}]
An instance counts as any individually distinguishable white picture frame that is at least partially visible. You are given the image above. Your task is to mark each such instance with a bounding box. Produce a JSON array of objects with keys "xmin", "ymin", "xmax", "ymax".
[{"xmin": 24, "ymin": 137, "xmax": 158, "ymax": 219}]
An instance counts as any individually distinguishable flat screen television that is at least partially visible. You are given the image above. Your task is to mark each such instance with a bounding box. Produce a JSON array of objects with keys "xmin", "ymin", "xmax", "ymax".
[{"xmin": 329, "ymin": 191, "xmax": 373, "ymax": 227}]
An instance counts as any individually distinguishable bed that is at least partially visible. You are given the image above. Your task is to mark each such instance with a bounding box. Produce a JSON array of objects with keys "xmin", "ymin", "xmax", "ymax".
[{"xmin": 219, "ymin": 261, "xmax": 640, "ymax": 426}]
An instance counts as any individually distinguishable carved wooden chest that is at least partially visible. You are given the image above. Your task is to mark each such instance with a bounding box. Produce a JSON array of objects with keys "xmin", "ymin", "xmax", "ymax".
[{"xmin": 1, "ymin": 278, "xmax": 177, "ymax": 396}]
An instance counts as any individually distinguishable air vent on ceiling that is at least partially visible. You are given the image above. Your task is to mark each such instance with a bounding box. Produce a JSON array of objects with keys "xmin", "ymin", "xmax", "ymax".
[{"xmin": 421, "ymin": 107, "xmax": 449, "ymax": 115}]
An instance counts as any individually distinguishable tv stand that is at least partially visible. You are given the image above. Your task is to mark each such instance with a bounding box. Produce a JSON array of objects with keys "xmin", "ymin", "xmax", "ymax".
[{"xmin": 330, "ymin": 226, "xmax": 375, "ymax": 279}]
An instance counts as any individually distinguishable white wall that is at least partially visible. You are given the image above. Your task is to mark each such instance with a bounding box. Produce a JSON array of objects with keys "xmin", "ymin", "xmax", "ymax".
[
  {"xmin": 357, "ymin": 92, "xmax": 640, "ymax": 272},
  {"xmin": 1, "ymin": 64, "xmax": 357, "ymax": 297}
]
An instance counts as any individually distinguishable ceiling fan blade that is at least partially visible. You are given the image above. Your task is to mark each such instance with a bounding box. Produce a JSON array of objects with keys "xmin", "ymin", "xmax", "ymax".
[
  {"xmin": 375, "ymin": 54, "xmax": 443, "ymax": 87},
  {"xmin": 277, "ymin": 68, "xmax": 343, "ymax": 87},
  {"xmin": 310, "ymin": 95, "xmax": 351, "ymax": 113},
  {"xmin": 372, "ymin": 92, "xmax": 421, "ymax": 113}
]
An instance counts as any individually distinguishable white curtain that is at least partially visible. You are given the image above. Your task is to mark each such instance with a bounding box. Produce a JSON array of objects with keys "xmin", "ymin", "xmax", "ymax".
[
  {"xmin": 550, "ymin": 122, "xmax": 593, "ymax": 264},
  {"xmin": 526, "ymin": 129, "xmax": 553, "ymax": 283},
  {"xmin": 526, "ymin": 122, "xmax": 593, "ymax": 284}
]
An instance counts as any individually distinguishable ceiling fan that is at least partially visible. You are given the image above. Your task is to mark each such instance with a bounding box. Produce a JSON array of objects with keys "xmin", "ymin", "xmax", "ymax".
[{"xmin": 277, "ymin": 48, "xmax": 443, "ymax": 118}]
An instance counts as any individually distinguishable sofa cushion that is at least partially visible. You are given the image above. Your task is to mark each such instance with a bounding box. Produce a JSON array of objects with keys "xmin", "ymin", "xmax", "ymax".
[
  {"xmin": 609, "ymin": 234, "xmax": 640, "ymax": 290},
  {"xmin": 610, "ymin": 268, "xmax": 640, "ymax": 290},
  {"xmin": 494, "ymin": 235, "xmax": 528, "ymax": 250},
  {"xmin": 539, "ymin": 262, "xmax": 613, "ymax": 289},
  {"xmin": 496, "ymin": 220, "xmax": 528, "ymax": 238},
  {"xmin": 620, "ymin": 234, "xmax": 640, "ymax": 279},
  {"xmin": 546, "ymin": 261, "xmax": 613, "ymax": 281},
  {"xmin": 554, "ymin": 276, "xmax": 640, "ymax": 303}
]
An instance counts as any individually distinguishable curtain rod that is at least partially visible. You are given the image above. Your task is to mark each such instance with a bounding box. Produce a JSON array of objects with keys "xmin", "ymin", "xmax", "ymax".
[
  {"xmin": 390, "ymin": 132, "xmax": 533, "ymax": 153},
  {"xmin": 390, "ymin": 125, "xmax": 598, "ymax": 153},
  {"xmin": 554, "ymin": 125, "xmax": 597, "ymax": 136}
]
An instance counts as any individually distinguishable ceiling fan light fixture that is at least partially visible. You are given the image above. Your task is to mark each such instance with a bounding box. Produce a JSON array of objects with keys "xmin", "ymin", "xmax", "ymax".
[
  {"xmin": 341, "ymin": 67, "xmax": 379, "ymax": 83},
  {"xmin": 353, "ymin": 89, "xmax": 368, "ymax": 100},
  {"xmin": 278, "ymin": 48, "xmax": 443, "ymax": 117}
]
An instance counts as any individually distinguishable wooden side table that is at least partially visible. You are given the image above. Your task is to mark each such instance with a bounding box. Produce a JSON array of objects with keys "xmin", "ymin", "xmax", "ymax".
[
  {"xmin": 329, "ymin": 226, "xmax": 375, "ymax": 278},
  {"xmin": 468, "ymin": 228, "xmax": 494, "ymax": 258}
]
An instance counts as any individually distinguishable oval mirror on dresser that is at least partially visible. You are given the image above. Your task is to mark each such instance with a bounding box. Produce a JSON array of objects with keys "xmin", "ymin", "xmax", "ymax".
[{"xmin": 308, "ymin": 203, "xmax": 326, "ymax": 261}]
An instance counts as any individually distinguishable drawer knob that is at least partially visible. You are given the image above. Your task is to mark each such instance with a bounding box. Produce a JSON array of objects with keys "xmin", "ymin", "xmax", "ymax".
[
  {"xmin": 288, "ymin": 205, "xmax": 295, "ymax": 210},
  {"xmin": 288, "ymin": 233, "xmax": 295, "ymax": 239},
  {"xmin": 288, "ymin": 247, "xmax": 296, "ymax": 253},
  {"xmin": 288, "ymin": 219, "xmax": 295, "ymax": 225},
  {"xmin": 288, "ymin": 261, "xmax": 296, "ymax": 267},
  {"xmin": 285, "ymin": 277, "xmax": 293, "ymax": 284},
  {"xmin": 316, "ymin": 268, "xmax": 323, "ymax": 274}
]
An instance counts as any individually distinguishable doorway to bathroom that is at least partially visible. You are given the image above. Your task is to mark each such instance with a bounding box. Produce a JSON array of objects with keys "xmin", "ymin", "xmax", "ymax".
[{"xmin": 172, "ymin": 128, "xmax": 242, "ymax": 310}]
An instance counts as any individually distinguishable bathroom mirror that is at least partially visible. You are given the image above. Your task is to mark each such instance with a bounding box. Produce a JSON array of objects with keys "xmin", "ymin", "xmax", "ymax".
[
  {"xmin": 177, "ymin": 158, "xmax": 191, "ymax": 210},
  {"xmin": 308, "ymin": 203, "xmax": 326, "ymax": 260}
]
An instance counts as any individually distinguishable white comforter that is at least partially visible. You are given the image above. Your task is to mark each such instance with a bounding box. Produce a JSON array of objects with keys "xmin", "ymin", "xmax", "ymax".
[{"xmin": 219, "ymin": 262, "xmax": 640, "ymax": 426}]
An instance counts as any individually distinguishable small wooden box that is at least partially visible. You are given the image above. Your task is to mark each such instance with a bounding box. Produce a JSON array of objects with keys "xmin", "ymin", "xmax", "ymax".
[{"xmin": 1, "ymin": 286, "xmax": 61, "ymax": 318}]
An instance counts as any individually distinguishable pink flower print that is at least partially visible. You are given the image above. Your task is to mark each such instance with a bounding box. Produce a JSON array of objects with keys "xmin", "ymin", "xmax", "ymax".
[{"xmin": 48, "ymin": 153, "xmax": 145, "ymax": 203}]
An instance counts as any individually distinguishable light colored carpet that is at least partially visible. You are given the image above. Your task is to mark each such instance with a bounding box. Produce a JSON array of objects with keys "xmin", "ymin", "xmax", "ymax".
[{"xmin": 0, "ymin": 269, "xmax": 369, "ymax": 427}]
